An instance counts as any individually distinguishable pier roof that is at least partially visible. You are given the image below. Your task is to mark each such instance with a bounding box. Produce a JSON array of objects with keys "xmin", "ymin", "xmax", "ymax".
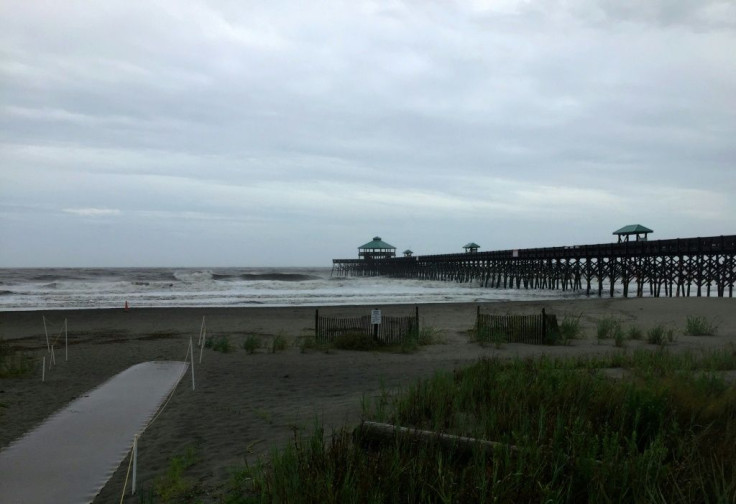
[
  {"xmin": 359, "ymin": 237, "xmax": 396, "ymax": 250},
  {"xmin": 613, "ymin": 224, "xmax": 653, "ymax": 243},
  {"xmin": 613, "ymin": 225, "xmax": 653, "ymax": 235}
]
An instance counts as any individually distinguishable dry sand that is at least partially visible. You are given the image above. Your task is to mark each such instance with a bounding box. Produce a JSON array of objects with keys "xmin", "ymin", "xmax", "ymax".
[{"xmin": 0, "ymin": 297, "xmax": 734, "ymax": 503}]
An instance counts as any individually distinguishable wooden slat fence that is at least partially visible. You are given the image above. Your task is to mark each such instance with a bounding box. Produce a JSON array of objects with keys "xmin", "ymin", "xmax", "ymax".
[
  {"xmin": 475, "ymin": 308, "xmax": 559, "ymax": 345},
  {"xmin": 315, "ymin": 309, "xmax": 418, "ymax": 346}
]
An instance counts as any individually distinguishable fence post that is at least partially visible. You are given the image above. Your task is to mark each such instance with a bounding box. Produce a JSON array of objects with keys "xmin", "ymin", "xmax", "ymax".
[
  {"xmin": 542, "ymin": 309, "xmax": 547, "ymax": 342},
  {"xmin": 315, "ymin": 309, "xmax": 319, "ymax": 341},
  {"xmin": 372, "ymin": 308, "xmax": 380, "ymax": 342}
]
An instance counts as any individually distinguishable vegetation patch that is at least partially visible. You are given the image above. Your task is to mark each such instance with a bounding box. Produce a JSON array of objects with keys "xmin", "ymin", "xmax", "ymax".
[
  {"xmin": 684, "ymin": 315, "xmax": 718, "ymax": 336},
  {"xmin": 596, "ymin": 317, "xmax": 620, "ymax": 341},
  {"xmin": 627, "ymin": 325, "xmax": 643, "ymax": 341},
  {"xmin": 647, "ymin": 324, "xmax": 675, "ymax": 346},
  {"xmin": 239, "ymin": 349, "xmax": 736, "ymax": 503},
  {"xmin": 333, "ymin": 332, "xmax": 378, "ymax": 351},
  {"xmin": 242, "ymin": 335, "xmax": 262, "ymax": 354},
  {"xmin": 0, "ymin": 337, "xmax": 35, "ymax": 378},
  {"xmin": 557, "ymin": 313, "xmax": 584, "ymax": 344},
  {"xmin": 271, "ymin": 333, "xmax": 288, "ymax": 353},
  {"xmin": 141, "ymin": 445, "xmax": 200, "ymax": 504},
  {"xmin": 206, "ymin": 334, "xmax": 233, "ymax": 353}
]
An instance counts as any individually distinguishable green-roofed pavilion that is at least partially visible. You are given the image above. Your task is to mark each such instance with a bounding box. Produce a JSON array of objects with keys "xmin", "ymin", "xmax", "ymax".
[
  {"xmin": 613, "ymin": 225, "xmax": 653, "ymax": 243},
  {"xmin": 403, "ymin": 249, "xmax": 414, "ymax": 257},
  {"xmin": 463, "ymin": 242, "xmax": 480, "ymax": 253},
  {"xmin": 358, "ymin": 236, "xmax": 396, "ymax": 260}
]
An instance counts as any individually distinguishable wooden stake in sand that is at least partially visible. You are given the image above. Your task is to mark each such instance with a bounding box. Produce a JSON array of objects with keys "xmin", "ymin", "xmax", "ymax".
[
  {"xmin": 189, "ymin": 337, "xmax": 195, "ymax": 391},
  {"xmin": 50, "ymin": 345, "xmax": 56, "ymax": 367},
  {"xmin": 132, "ymin": 434, "xmax": 138, "ymax": 496},
  {"xmin": 42, "ymin": 356, "xmax": 45, "ymax": 382},
  {"xmin": 199, "ymin": 328, "xmax": 206, "ymax": 364},
  {"xmin": 198, "ymin": 316, "xmax": 206, "ymax": 346},
  {"xmin": 65, "ymin": 319, "xmax": 68, "ymax": 362},
  {"xmin": 43, "ymin": 316, "xmax": 49, "ymax": 352}
]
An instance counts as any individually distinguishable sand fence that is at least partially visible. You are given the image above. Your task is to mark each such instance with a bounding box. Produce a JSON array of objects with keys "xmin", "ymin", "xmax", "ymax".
[{"xmin": 0, "ymin": 361, "xmax": 188, "ymax": 504}]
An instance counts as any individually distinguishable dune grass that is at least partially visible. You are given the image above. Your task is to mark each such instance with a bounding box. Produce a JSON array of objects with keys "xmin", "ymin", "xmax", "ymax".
[
  {"xmin": 139, "ymin": 446, "xmax": 200, "ymax": 504},
  {"xmin": 270, "ymin": 333, "xmax": 288, "ymax": 353},
  {"xmin": 557, "ymin": 313, "xmax": 584, "ymax": 344},
  {"xmin": 684, "ymin": 315, "xmax": 718, "ymax": 336},
  {"xmin": 647, "ymin": 324, "xmax": 675, "ymax": 346},
  {"xmin": 242, "ymin": 335, "xmax": 262, "ymax": 354},
  {"xmin": 0, "ymin": 337, "xmax": 35, "ymax": 378},
  {"xmin": 205, "ymin": 334, "xmax": 233, "ymax": 353},
  {"xmin": 236, "ymin": 348, "xmax": 736, "ymax": 503},
  {"xmin": 326, "ymin": 326, "xmax": 443, "ymax": 354}
]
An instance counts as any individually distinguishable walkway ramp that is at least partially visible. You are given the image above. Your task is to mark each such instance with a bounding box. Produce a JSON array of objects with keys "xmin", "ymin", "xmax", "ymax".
[{"xmin": 0, "ymin": 361, "xmax": 188, "ymax": 504}]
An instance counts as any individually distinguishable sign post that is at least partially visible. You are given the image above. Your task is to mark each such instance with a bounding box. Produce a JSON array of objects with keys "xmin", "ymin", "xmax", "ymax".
[{"xmin": 371, "ymin": 309, "xmax": 381, "ymax": 341}]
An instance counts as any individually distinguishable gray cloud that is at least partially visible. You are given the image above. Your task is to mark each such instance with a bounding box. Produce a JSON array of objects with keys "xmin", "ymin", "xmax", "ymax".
[{"xmin": 1, "ymin": 0, "xmax": 734, "ymax": 266}]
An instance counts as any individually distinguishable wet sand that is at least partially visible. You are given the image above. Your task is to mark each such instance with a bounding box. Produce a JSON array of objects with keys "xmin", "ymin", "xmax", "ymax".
[{"xmin": 0, "ymin": 298, "xmax": 734, "ymax": 503}]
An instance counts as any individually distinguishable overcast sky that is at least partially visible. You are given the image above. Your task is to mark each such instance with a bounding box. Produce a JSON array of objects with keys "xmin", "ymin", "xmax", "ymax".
[{"xmin": 1, "ymin": 0, "xmax": 734, "ymax": 267}]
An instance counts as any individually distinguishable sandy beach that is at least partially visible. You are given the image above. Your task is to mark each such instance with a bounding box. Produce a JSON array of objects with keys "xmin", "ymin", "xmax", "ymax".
[{"xmin": 1, "ymin": 297, "xmax": 734, "ymax": 503}]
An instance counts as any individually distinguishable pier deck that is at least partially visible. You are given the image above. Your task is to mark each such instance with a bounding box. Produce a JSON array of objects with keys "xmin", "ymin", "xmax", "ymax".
[{"xmin": 333, "ymin": 235, "xmax": 736, "ymax": 298}]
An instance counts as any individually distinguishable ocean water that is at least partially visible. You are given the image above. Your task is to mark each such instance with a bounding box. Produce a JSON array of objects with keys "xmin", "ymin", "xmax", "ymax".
[{"xmin": 0, "ymin": 267, "xmax": 587, "ymax": 311}]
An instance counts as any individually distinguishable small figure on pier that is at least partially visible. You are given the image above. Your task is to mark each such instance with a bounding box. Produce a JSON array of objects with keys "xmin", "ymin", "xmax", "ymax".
[
  {"xmin": 359, "ymin": 236, "xmax": 396, "ymax": 260},
  {"xmin": 613, "ymin": 225, "xmax": 653, "ymax": 243},
  {"xmin": 463, "ymin": 242, "xmax": 480, "ymax": 253}
]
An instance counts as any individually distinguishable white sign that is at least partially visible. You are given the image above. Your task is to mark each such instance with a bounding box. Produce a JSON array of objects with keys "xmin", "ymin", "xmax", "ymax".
[
  {"xmin": 512, "ymin": 249, "xmax": 519, "ymax": 258},
  {"xmin": 371, "ymin": 309, "xmax": 382, "ymax": 325}
]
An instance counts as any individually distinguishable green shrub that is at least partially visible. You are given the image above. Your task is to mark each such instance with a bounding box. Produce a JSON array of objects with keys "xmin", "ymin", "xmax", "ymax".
[
  {"xmin": 242, "ymin": 335, "xmax": 261, "ymax": 354},
  {"xmin": 333, "ymin": 332, "xmax": 377, "ymax": 351},
  {"xmin": 271, "ymin": 333, "xmax": 288, "ymax": 353},
  {"xmin": 647, "ymin": 325, "xmax": 674, "ymax": 346},
  {"xmin": 0, "ymin": 337, "xmax": 35, "ymax": 378},
  {"xmin": 627, "ymin": 326, "xmax": 643, "ymax": 340},
  {"xmin": 299, "ymin": 335, "xmax": 318, "ymax": 353},
  {"xmin": 614, "ymin": 326, "xmax": 627, "ymax": 347},
  {"xmin": 684, "ymin": 316, "xmax": 718, "ymax": 336},
  {"xmin": 558, "ymin": 314, "xmax": 583, "ymax": 344},
  {"xmin": 416, "ymin": 326, "xmax": 445, "ymax": 346},
  {"xmin": 489, "ymin": 329, "xmax": 506, "ymax": 349},
  {"xmin": 205, "ymin": 335, "xmax": 232, "ymax": 353},
  {"xmin": 597, "ymin": 317, "xmax": 620, "ymax": 341},
  {"xmin": 151, "ymin": 445, "xmax": 199, "ymax": 503}
]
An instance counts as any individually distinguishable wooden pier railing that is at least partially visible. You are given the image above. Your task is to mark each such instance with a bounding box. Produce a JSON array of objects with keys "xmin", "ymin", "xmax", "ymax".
[{"xmin": 333, "ymin": 234, "xmax": 736, "ymax": 298}]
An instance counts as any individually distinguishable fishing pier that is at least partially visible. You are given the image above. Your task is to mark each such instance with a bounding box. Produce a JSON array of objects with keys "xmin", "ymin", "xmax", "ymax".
[{"xmin": 332, "ymin": 234, "xmax": 736, "ymax": 298}]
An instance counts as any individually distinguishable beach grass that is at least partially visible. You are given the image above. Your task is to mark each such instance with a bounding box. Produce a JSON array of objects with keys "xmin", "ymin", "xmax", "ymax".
[
  {"xmin": 684, "ymin": 315, "xmax": 718, "ymax": 336},
  {"xmin": 140, "ymin": 445, "xmax": 200, "ymax": 504},
  {"xmin": 242, "ymin": 335, "xmax": 262, "ymax": 354},
  {"xmin": 206, "ymin": 334, "xmax": 233, "ymax": 353},
  {"xmin": 647, "ymin": 324, "xmax": 675, "ymax": 346},
  {"xmin": 0, "ymin": 337, "xmax": 35, "ymax": 378},
  {"xmin": 596, "ymin": 317, "xmax": 620, "ymax": 341},
  {"xmin": 627, "ymin": 325, "xmax": 644, "ymax": 340},
  {"xmin": 320, "ymin": 326, "xmax": 443, "ymax": 354},
  {"xmin": 557, "ymin": 313, "xmax": 584, "ymax": 344},
  {"xmin": 235, "ymin": 348, "xmax": 736, "ymax": 503},
  {"xmin": 270, "ymin": 333, "xmax": 288, "ymax": 353}
]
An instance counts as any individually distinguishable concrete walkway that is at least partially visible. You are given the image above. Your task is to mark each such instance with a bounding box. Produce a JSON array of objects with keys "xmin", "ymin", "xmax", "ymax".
[{"xmin": 0, "ymin": 361, "xmax": 188, "ymax": 504}]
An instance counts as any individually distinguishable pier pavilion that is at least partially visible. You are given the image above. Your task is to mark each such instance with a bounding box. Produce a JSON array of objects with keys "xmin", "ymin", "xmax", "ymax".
[
  {"xmin": 463, "ymin": 242, "xmax": 480, "ymax": 253},
  {"xmin": 614, "ymin": 224, "xmax": 653, "ymax": 243},
  {"xmin": 358, "ymin": 237, "xmax": 396, "ymax": 260}
]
